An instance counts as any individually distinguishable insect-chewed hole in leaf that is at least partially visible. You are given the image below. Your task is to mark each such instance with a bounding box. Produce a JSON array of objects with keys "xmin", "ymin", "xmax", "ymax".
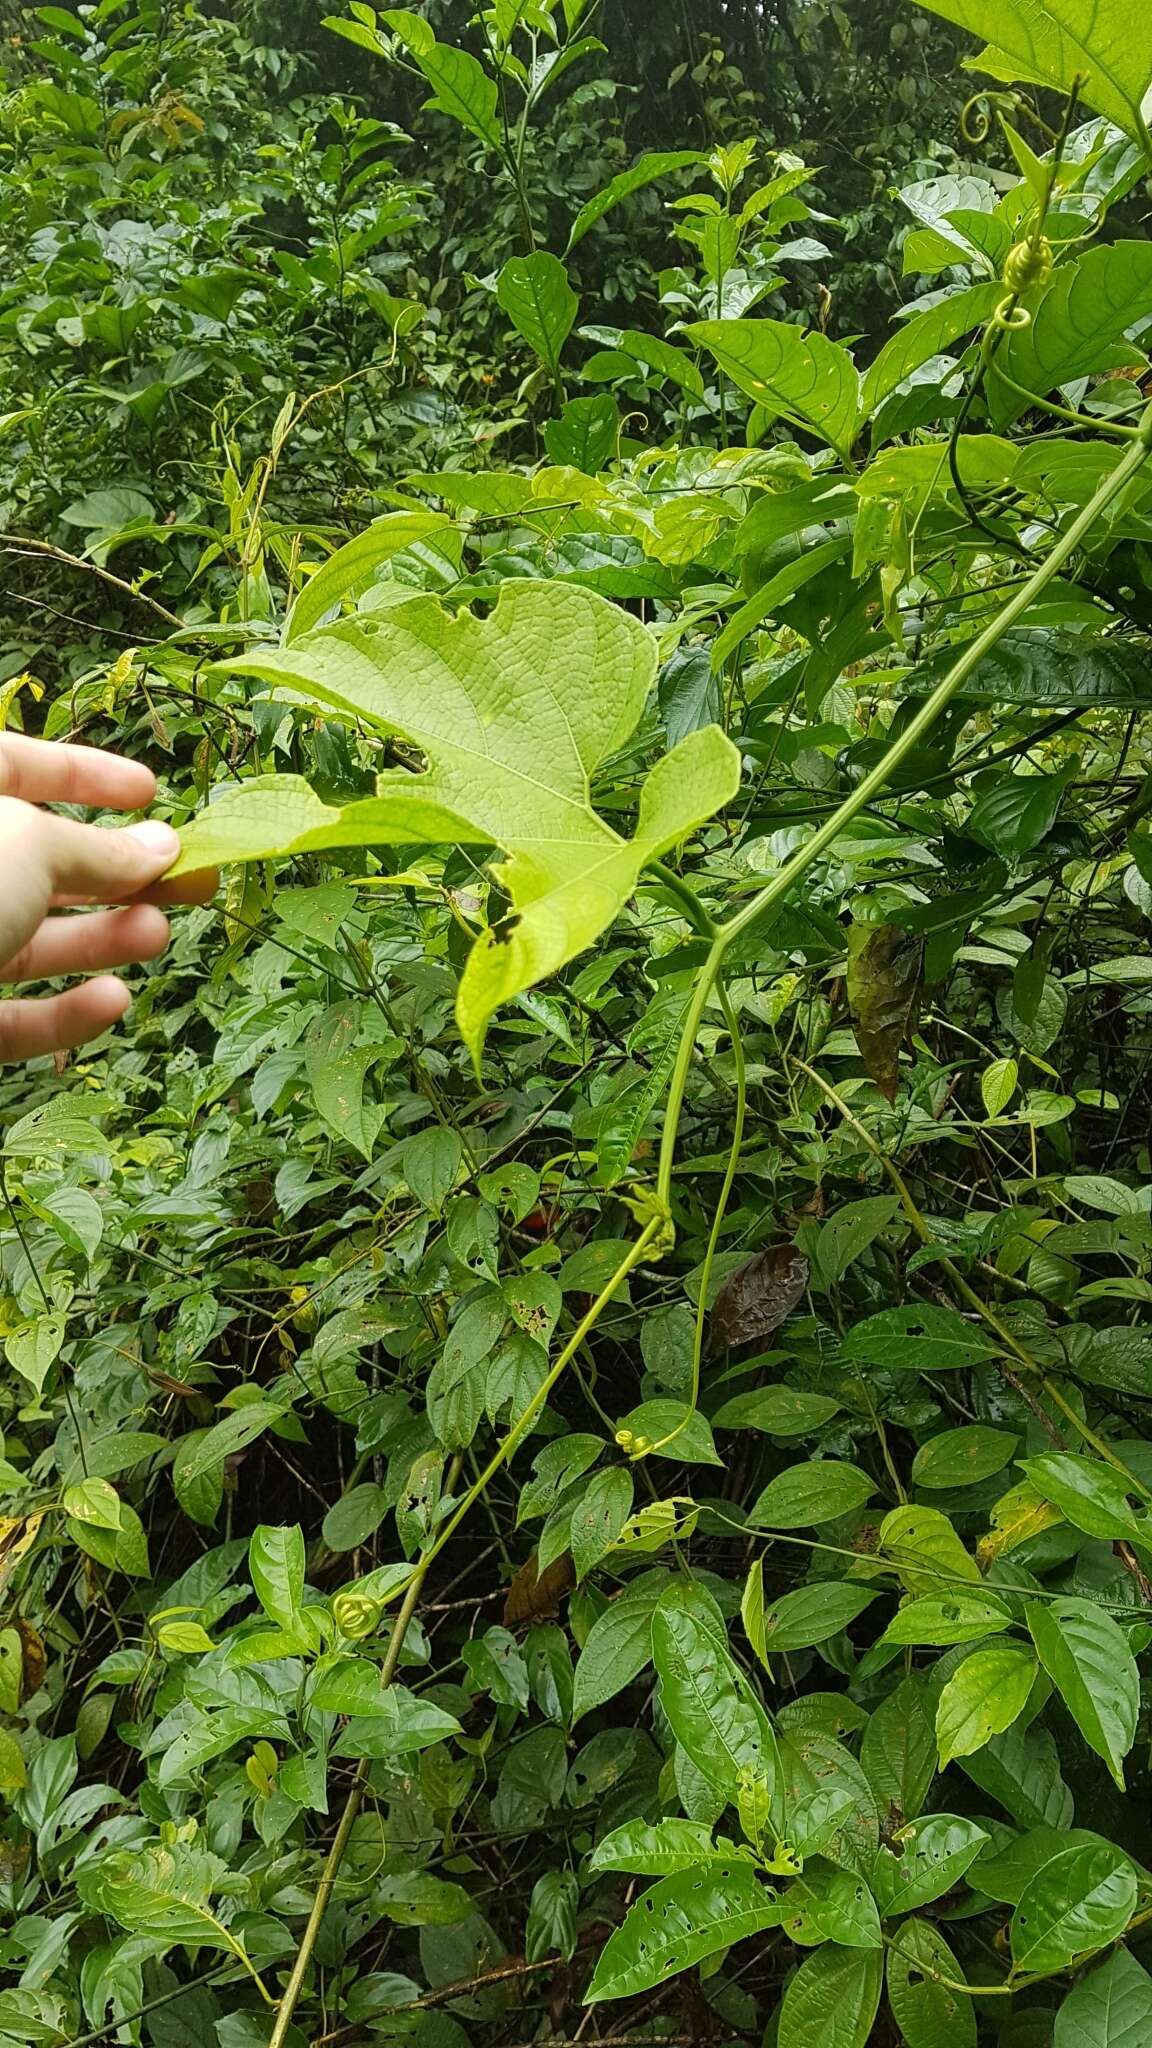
[
  {"xmin": 489, "ymin": 913, "xmax": 522, "ymax": 949},
  {"xmin": 906, "ymin": 1969, "xmax": 924, "ymax": 1986}
]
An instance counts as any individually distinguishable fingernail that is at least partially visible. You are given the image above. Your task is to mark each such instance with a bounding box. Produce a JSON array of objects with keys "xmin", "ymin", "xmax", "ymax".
[{"xmin": 126, "ymin": 820, "xmax": 180, "ymax": 857}]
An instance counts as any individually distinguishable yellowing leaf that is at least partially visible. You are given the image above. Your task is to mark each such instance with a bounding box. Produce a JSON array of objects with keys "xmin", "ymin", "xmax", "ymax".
[
  {"xmin": 174, "ymin": 582, "xmax": 740, "ymax": 1059},
  {"xmin": 880, "ymin": 1505, "xmax": 981, "ymax": 1595},
  {"xmin": 978, "ymin": 1479, "xmax": 1064, "ymax": 1565}
]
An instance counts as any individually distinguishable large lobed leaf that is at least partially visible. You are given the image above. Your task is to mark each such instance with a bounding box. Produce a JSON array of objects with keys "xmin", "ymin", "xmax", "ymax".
[
  {"xmin": 174, "ymin": 581, "xmax": 739, "ymax": 1060},
  {"xmin": 912, "ymin": 1, "xmax": 1152, "ymax": 143}
]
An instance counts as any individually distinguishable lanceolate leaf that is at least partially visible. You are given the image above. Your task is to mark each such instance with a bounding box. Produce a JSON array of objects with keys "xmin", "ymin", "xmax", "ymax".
[
  {"xmin": 174, "ymin": 582, "xmax": 740, "ymax": 1059},
  {"xmin": 496, "ymin": 252, "xmax": 579, "ymax": 376},
  {"xmin": 285, "ymin": 512, "xmax": 452, "ymax": 644},
  {"xmin": 912, "ymin": 1, "xmax": 1152, "ymax": 142},
  {"xmin": 862, "ymin": 279, "xmax": 1001, "ymax": 416},
  {"xmin": 1026, "ymin": 1597, "xmax": 1139, "ymax": 1789},
  {"xmin": 685, "ymin": 318, "xmax": 860, "ymax": 459},
  {"xmin": 584, "ymin": 1864, "xmax": 783, "ymax": 2002},
  {"xmin": 567, "ymin": 150, "xmax": 706, "ymax": 249},
  {"xmin": 382, "ymin": 11, "xmax": 503, "ymax": 150},
  {"xmin": 651, "ymin": 1598, "xmax": 776, "ymax": 1800}
]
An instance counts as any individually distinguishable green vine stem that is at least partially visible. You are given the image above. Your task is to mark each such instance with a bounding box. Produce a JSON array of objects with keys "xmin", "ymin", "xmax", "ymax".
[
  {"xmin": 267, "ymin": 1455, "xmax": 466, "ymax": 2048},
  {"xmin": 655, "ymin": 402, "xmax": 1152, "ymax": 1218}
]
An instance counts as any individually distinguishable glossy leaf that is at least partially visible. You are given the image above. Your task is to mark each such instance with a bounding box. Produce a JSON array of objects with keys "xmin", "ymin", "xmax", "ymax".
[
  {"xmin": 1011, "ymin": 1839, "xmax": 1137, "ymax": 1972},
  {"xmin": 777, "ymin": 1943, "xmax": 883, "ymax": 2048},
  {"xmin": 584, "ymin": 1864, "xmax": 782, "ymax": 2001},
  {"xmin": 686, "ymin": 317, "xmax": 860, "ymax": 459},
  {"xmin": 880, "ymin": 1590, "xmax": 1014, "ymax": 1646},
  {"xmin": 651, "ymin": 1597, "xmax": 775, "ymax": 1799},
  {"xmin": 911, "ymin": 1426, "xmax": 1018, "ymax": 1490},
  {"xmin": 873, "ymin": 1815, "xmax": 988, "ymax": 1916},
  {"xmin": 248, "ymin": 1524, "xmax": 305, "ymax": 1633},
  {"xmin": 567, "ymin": 150, "xmax": 705, "ymax": 248},
  {"xmin": 935, "ymin": 1644, "xmax": 1037, "ymax": 1767},
  {"xmin": 759, "ymin": 1583, "xmax": 878, "ymax": 1652},
  {"xmin": 913, "ymin": 1, "xmax": 1152, "ymax": 140},
  {"xmin": 1019, "ymin": 1454, "xmax": 1149, "ymax": 1543},
  {"xmin": 862, "ymin": 280, "xmax": 1000, "ymax": 415},
  {"xmin": 993, "ymin": 242, "xmax": 1152, "ymax": 414},
  {"xmin": 749, "ymin": 1460, "xmax": 876, "ymax": 1530},
  {"xmin": 382, "ymin": 11, "xmax": 503, "ymax": 148},
  {"xmin": 588, "ymin": 1817, "xmax": 750, "ymax": 1876},
  {"xmin": 286, "ymin": 512, "xmax": 451, "ymax": 643},
  {"xmin": 906, "ymin": 630, "xmax": 1152, "ymax": 709},
  {"xmin": 840, "ymin": 1305, "xmax": 999, "ymax": 1372},
  {"xmin": 174, "ymin": 582, "xmax": 739, "ymax": 1058},
  {"xmin": 780, "ymin": 1867, "xmax": 882, "ymax": 1948},
  {"xmin": 496, "ymin": 252, "xmax": 579, "ymax": 375},
  {"xmin": 1027, "ymin": 1596, "xmax": 1139, "ymax": 1789}
]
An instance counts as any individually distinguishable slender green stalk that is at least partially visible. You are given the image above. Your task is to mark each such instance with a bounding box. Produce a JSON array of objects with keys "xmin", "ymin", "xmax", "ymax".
[{"xmin": 655, "ymin": 404, "xmax": 1152, "ymax": 1203}]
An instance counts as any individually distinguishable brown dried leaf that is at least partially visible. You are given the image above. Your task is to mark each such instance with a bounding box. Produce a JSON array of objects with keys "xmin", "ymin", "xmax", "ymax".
[
  {"xmin": 504, "ymin": 1549, "xmax": 575, "ymax": 1626},
  {"xmin": 846, "ymin": 921, "xmax": 923, "ymax": 1103},
  {"xmin": 711, "ymin": 1245, "xmax": 809, "ymax": 1352}
]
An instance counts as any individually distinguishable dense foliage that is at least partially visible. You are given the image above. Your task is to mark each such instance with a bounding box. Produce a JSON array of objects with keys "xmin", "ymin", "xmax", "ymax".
[{"xmin": 3, "ymin": 4, "xmax": 1152, "ymax": 2046}]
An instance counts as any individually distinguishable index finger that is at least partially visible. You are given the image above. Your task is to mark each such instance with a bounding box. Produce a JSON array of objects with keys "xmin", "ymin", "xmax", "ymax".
[{"xmin": 0, "ymin": 734, "xmax": 157, "ymax": 811}]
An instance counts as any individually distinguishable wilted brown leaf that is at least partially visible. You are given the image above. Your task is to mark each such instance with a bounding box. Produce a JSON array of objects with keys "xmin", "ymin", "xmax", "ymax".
[
  {"xmin": 711, "ymin": 1245, "xmax": 809, "ymax": 1352},
  {"xmin": 504, "ymin": 1549, "xmax": 575, "ymax": 1626},
  {"xmin": 846, "ymin": 921, "xmax": 923, "ymax": 1103}
]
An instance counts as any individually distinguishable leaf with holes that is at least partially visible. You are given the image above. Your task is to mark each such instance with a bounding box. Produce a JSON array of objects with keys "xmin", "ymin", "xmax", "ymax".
[
  {"xmin": 173, "ymin": 582, "xmax": 739, "ymax": 1059},
  {"xmin": 1027, "ymin": 1597, "xmax": 1139, "ymax": 1790},
  {"xmin": 886, "ymin": 1919, "xmax": 976, "ymax": 2048},
  {"xmin": 584, "ymin": 1863, "xmax": 783, "ymax": 2002},
  {"xmin": 1011, "ymin": 1838, "xmax": 1138, "ymax": 1973},
  {"xmin": 840, "ymin": 1305, "xmax": 999, "ymax": 1372},
  {"xmin": 780, "ymin": 1867, "xmax": 882, "ymax": 1949},
  {"xmin": 872, "ymin": 1815, "xmax": 988, "ymax": 1916}
]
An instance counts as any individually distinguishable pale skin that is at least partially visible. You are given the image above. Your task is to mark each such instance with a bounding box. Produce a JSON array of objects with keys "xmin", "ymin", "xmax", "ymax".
[{"xmin": 0, "ymin": 734, "xmax": 218, "ymax": 1060}]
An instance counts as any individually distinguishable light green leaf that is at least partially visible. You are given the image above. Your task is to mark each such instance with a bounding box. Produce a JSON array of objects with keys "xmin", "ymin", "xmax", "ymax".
[
  {"xmin": 588, "ymin": 1817, "xmax": 750, "ymax": 1876},
  {"xmin": 585, "ymin": 1863, "xmax": 782, "ymax": 2002},
  {"xmin": 880, "ymin": 1590, "xmax": 1015, "ymax": 1646},
  {"xmin": 912, "ymin": 0, "xmax": 1152, "ymax": 140},
  {"xmin": 862, "ymin": 280, "xmax": 1001, "ymax": 416},
  {"xmin": 62, "ymin": 1478, "xmax": 121, "ymax": 1530},
  {"xmin": 777, "ymin": 1944, "xmax": 883, "ymax": 2048},
  {"xmin": 1054, "ymin": 1946, "xmax": 1152, "ymax": 2047},
  {"xmin": 382, "ymin": 10, "xmax": 503, "ymax": 148},
  {"xmin": 496, "ymin": 252, "xmax": 579, "ymax": 375},
  {"xmin": 286, "ymin": 511, "xmax": 451, "ymax": 643},
  {"xmin": 305, "ymin": 1004, "xmax": 384, "ymax": 1159},
  {"xmin": 935, "ymin": 1644, "xmax": 1037, "ymax": 1767},
  {"xmin": 685, "ymin": 317, "xmax": 860, "ymax": 460},
  {"xmin": 173, "ymin": 583, "xmax": 739, "ymax": 1060},
  {"xmin": 5, "ymin": 1314, "xmax": 66, "ymax": 1397},
  {"xmin": 712, "ymin": 1385, "xmax": 842, "ymax": 1434},
  {"xmin": 1011, "ymin": 1839, "xmax": 1138, "ymax": 1972},
  {"xmin": 886, "ymin": 1920, "xmax": 976, "ymax": 2048},
  {"xmin": 981, "ymin": 1057, "xmax": 1019, "ymax": 1118},
  {"xmin": 567, "ymin": 149, "xmax": 705, "ymax": 249},
  {"xmin": 248, "ymin": 1524, "xmax": 305, "ymax": 1633},
  {"xmin": 992, "ymin": 242, "xmax": 1152, "ymax": 419},
  {"xmin": 1020, "ymin": 1454, "xmax": 1148, "ymax": 1542},
  {"xmin": 1026, "ymin": 1596, "xmax": 1139, "ymax": 1789}
]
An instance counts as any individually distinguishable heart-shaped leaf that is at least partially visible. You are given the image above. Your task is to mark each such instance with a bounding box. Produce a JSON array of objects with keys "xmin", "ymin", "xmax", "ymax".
[{"xmin": 174, "ymin": 582, "xmax": 739, "ymax": 1060}]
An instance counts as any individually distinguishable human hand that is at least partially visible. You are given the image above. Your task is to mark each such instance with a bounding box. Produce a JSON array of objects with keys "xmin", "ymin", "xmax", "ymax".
[{"xmin": 0, "ymin": 734, "xmax": 218, "ymax": 1059}]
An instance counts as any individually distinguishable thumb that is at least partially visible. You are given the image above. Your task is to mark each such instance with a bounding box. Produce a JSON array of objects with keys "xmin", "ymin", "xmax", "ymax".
[{"xmin": 37, "ymin": 813, "xmax": 183, "ymax": 903}]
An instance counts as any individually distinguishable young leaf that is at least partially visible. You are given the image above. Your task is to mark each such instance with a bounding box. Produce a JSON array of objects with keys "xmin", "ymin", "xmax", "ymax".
[
  {"xmin": 886, "ymin": 1919, "xmax": 975, "ymax": 2048},
  {"xmin": 912, "ymin": 1, "xmax": 1152, "ymax": 143},
  {"xmin": 496, "ymin": 252, "xmax": 579, "ymax": 376},
  {"xmin": 173, "ymin": 582, "xmax": 739, "ymax": 1059},
  {"xmin": 685, "ymin": 317, "xmax": 860, "ymax": 460},
  {"xmin": 1026, "ymin": 1597, "xmax": 1139, "ymax": 1789},
  {"xmin": 935, "ymin": 1644, "xmax": 1037, "ymax": 1767},
  {"xmin": 584, "ymin": 1863, "xmax": 782, "ymax": 2002},
  {"xmin": 776, "ymin": 1943, "xmax": 883, "ymax": 2048}
]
